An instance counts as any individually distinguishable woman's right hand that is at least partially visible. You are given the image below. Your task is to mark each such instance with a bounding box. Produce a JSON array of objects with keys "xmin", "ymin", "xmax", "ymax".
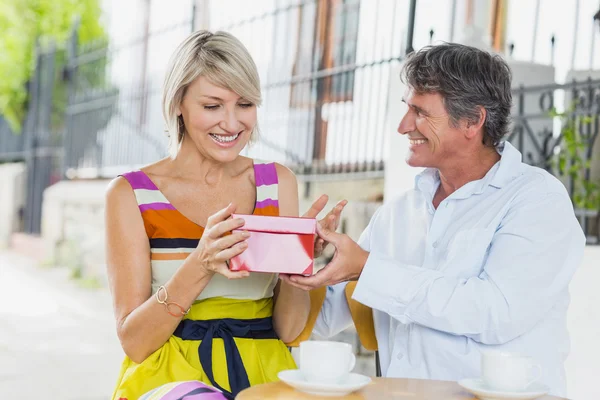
[{"xmin": 193, "ymin": 203, "xmax": 251, "ymax": 279}]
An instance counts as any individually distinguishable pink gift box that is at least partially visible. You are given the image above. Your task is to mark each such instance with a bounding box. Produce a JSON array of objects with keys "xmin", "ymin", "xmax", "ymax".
[{"xmin": 229, "ymin": 214, "xmax": 317, "ymax": 276}]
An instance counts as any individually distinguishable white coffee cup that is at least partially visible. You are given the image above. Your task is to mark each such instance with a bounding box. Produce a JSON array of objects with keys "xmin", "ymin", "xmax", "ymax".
[
  {"xmin": 481, "ymin": 351, "xmax": 542, "ymax": 392},
  {"xmin": 299, "ymin": 340, "xmax": 356, "ymax": 384}
]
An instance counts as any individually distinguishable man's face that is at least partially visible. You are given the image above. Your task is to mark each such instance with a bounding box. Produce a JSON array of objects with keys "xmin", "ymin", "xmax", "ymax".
[{"xmin": 398, "ymin": 88, "xmax": 467, "ymax": 169}]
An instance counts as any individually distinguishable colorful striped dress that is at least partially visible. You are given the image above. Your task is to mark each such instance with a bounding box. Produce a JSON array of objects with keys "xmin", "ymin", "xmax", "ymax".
[{"xmin": 111, "ymin": 160, "xmax": 296, "ymax": 400}]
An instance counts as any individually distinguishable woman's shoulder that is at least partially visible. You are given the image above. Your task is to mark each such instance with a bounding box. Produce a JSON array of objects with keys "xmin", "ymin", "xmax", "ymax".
[
  {"xmin": 273, "ymin": 162, "xmax": 297, "ymax": 187},
  {"xmin": 249, "ymin": 158, "xmax": 296, "ymax": 185},
  {"xmin": 107, "ymin": 159, "xmax": 168, "ymax": 201}
]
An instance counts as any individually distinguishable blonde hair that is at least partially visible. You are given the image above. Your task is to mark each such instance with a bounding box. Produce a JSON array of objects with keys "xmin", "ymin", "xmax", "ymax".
[{"xmin": 162, "ymin": 30, "xmax": 262, "ymax": 157}]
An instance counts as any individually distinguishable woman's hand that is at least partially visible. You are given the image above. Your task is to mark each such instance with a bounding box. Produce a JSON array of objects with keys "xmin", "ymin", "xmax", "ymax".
[
  {"xmin": 314, "ymin": 199, "xmax": 347, "ymax": 258},
  {"xmin": 193, "ymin": 203, "xmax": 251, "ymax": 279}
]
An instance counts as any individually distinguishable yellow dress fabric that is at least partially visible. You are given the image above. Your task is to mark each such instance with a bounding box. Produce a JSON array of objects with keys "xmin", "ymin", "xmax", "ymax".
[{"xmin": 112, "ymin": 297, "xmax": 296, "ymax": 400}]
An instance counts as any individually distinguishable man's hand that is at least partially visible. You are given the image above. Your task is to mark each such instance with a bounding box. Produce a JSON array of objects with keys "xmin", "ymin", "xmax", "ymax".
[{"xmin": 281, "ymin": 222, "xmax": 369, "ymax": 291}]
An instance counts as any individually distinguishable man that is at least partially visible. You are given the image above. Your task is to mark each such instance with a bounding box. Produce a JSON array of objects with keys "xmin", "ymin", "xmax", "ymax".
[{"xmin": 283, "ymin": 43, "xmax": 585, "ymax": 396}]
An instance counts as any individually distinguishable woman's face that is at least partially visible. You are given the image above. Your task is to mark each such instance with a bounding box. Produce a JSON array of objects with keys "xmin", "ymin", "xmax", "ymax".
[{"xmin": 178, "ymin": 76, "xmax": 257, "ymax": 163}]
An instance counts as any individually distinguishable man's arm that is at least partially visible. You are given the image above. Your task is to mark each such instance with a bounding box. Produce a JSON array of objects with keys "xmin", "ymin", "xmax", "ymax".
[
  {"xmin": 313, "ymin": 208, "xmax": 379, "ymax": 338},
  {"xmin": 352, "ymin": 191, "xmax": 585, "ymax": 345},
  {"xmin": 312, "ymin": 283, "xmax": 354, "ymax": 338}
]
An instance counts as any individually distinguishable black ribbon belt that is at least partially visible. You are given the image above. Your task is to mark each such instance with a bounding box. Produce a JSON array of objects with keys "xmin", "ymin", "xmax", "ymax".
[{"xmin": 173, "ymin": 317, "xmax": 279, "ymax": 399}]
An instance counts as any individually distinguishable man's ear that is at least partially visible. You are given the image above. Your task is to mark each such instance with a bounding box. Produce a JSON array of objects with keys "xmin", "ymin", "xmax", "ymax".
[{"xmin": 465, "ymin": 106, "xmax": 486, "ymax": 140}]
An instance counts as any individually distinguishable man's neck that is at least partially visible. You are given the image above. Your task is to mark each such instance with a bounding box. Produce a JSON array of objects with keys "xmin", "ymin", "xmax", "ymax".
[{"xmin": 433, "ymin": 147, "xmax": 501, "ymax": 208}]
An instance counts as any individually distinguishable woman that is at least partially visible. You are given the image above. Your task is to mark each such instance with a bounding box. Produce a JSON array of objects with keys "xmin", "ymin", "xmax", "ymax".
[{"xmin": 106, "ymin": 30, "xmax": 345, "ymax": 400}]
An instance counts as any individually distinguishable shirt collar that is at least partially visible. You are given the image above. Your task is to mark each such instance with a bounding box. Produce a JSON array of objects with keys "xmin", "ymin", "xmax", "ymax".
[
  {"xmin": 414, "ymin": 168, "xmax": 439, "ymax": 198},
  {"xmin": 489, "ymin": 141, "xmax": 523, "ymax": 189},
  {"xmin": 414, "ymin": 141, "xmax": 524, "ymax": 198}
]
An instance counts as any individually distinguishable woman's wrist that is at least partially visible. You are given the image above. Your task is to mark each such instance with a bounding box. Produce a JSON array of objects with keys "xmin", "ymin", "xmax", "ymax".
[{"xmin": 178, "ymin": 251, "xmax": 215, "ymax": 285}]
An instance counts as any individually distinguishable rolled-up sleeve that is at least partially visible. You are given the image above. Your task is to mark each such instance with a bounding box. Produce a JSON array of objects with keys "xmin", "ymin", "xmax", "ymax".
[{"xmin": 352, "ymin": 192, "xmax": 585, "ymax": 345}]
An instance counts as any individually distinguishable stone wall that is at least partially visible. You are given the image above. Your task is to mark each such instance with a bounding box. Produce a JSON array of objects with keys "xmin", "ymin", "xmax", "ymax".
[
  {"xmin": 42, "ymin": 179, "xmax": 112, "ymax": 284},
  {"xmin": 0, "ymin": 162, "xmax": 26, "ymax": 248}
]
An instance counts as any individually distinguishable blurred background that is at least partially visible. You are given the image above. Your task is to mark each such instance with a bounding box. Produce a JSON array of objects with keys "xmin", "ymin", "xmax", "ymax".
[{"xmin": 0, "ymin": 0, "xmax": 599, "ymax": 398}]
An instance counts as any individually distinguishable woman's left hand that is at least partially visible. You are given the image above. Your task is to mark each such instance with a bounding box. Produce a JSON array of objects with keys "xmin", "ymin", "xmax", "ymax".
[{"xmin": 314, "ymin": 199, "xmax": 347, "ymax": 258}]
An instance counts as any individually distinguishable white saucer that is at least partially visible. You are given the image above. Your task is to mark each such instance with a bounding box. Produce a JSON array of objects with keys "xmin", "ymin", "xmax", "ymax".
[
  {"xmin": 278, "ymin": 369, "xmax": 372, "ymax": 397},
  {"xmin": 458, "ymin": 378, "xmax": 549, "ymax": 400}
]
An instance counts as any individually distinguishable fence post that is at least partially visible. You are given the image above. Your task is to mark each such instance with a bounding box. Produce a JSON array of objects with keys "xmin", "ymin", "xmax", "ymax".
[
  {"xmin": 22, "ymin": 42, "xmax": 42, "ymax": 234},
  {"xmin": 32, "ymin": 43, "xmax": 56, "ymax": 234},
  {"xmin": 191, "ymin": 0, "xmax": 197, "ymax": 32},
  {"xmin": 405, "ymin": 0, "xmax": 417, "ymax": 55},
  {"xmin": 517, "ymin": 85, "xmax": 525, "ymax": 153},
  {"xmin": 63, "ymin": 17, "xmax": 80, "ymax": 177}
]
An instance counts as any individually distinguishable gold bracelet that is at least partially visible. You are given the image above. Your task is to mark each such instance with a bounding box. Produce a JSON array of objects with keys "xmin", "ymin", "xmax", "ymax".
[{"xmin": 155, "ymin": 286, "xmax": 190, "ymax": 317}]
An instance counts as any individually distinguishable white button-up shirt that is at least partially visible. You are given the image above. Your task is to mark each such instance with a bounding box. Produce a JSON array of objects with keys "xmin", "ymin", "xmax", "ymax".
[{"xmin": 314, "ymin": 142, "xmax": 585, "ymax": 397}]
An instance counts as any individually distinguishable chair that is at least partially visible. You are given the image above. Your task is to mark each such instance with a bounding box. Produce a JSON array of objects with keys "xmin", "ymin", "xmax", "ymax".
[
  {"xmin": 285, "ymin": 287, "xmax": 327, "ymax": 348},
  {"xmin": 285, "ymin": 283, "xmax": 381, "ymax": 377},
  {"xmin": 344, "ymin": 281, "xmax": 381, "ymax": 377}
]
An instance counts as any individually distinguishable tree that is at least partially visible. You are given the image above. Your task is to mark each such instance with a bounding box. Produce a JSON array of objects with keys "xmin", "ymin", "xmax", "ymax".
[{"xmin": 0, "ymin": 0, "xmax": 105, "ymax": 132}]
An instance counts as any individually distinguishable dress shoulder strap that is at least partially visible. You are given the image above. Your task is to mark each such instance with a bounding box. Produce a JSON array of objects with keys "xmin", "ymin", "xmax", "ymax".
[
  {"xmin": 252, "ymin": 161, "xmax": 279, "ymax": 214},
  {"xmin": 119, "ymin": 170, "xmax": 172, "ymax": 212}
]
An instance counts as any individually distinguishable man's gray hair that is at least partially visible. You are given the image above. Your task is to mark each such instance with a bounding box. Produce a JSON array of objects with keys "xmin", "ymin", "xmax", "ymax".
[{"xmin": 401, "ymin": 43, "xmax": 512, "ymax": 147}]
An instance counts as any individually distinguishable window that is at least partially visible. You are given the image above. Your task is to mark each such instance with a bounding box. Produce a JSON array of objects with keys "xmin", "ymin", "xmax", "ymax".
[
  {"xmin": 289, "ymin": 0, "xmax": 361, "ymax": 162},
  {"xmin": 290, "ymin": 0, "xmax": 360, "ymax": 106},
  {"xmin": 330, "ymin": 0, "xmax": 360, "ymax": 100}
]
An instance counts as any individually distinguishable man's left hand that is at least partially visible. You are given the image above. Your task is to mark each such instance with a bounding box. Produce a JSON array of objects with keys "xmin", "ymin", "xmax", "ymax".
[{"xmin": 281, "ymin": 223, "xmax": 369, "ymax": 291}]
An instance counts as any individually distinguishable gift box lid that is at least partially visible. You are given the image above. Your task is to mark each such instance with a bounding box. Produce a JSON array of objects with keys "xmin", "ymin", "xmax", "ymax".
[{"xmin": 232, "ymin": 214, "xmax": 316, "ymax": 235}]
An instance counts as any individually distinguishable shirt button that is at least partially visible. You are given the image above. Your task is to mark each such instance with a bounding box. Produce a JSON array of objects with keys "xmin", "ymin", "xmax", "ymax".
[
  {"xmin": 397, "ymin": 353, "xmax": 404, "ymax": 360},
  {"xmin": 432, "ymin": 241, "xmax": 438, "ymax": 248}
]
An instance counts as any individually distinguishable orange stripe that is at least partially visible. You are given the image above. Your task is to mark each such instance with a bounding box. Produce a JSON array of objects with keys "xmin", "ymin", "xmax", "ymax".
[
  {"xmin": 142, "ymin": 205, "xmax": 278, "ymax": 238},
  {"xmin": 253, "ymin": 204, "xmax": 279, "ymax": 216},
  {"xmin": 151, "ymin": 252, "xmax": 190, "ymax": 260},
  {"xmin": 143, "ymin": 209, "xmax": 205, "ymax": 239}
]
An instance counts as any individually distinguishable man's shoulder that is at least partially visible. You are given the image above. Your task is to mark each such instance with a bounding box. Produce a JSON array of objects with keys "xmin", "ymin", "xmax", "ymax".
[{"xmin": 512, "ymin": 163, "xmax": 570, "ymax": 199}]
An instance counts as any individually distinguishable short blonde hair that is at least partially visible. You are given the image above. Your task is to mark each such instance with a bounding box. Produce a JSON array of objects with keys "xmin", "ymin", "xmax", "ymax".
[{"xmin": 162, "ymin": 30, "xmax": 262, "ymax": 157}]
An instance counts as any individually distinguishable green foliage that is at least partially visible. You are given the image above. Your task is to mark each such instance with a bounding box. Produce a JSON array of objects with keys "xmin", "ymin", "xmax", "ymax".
[
  {"xmin": 550, "ymin": 107, "xmax": 600, "ymax": 210},
  {"xmin": 0, "ymin": 0, "xmax": 105, "ymax": 132}
]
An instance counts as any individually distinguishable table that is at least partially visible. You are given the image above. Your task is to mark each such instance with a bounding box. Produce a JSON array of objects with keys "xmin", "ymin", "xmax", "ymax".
[{"xmin": 236, "ymin": 377, "xmax": 567, "ymax": 399}]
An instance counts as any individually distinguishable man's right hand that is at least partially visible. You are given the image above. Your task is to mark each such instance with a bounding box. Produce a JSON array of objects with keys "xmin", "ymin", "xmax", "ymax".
[{"xmin": 280, "ymin": 222, "xmax": 369, "ymax": 291}]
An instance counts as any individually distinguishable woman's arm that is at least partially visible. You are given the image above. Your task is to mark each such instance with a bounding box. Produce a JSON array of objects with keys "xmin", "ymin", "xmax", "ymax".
[
  {"xmin": 271, "ymin": 164, "xmax": 310, "ymax": 343},
  {"xmin": 105, "ymin": 177, "xmax": 249, "ymax": 363}
]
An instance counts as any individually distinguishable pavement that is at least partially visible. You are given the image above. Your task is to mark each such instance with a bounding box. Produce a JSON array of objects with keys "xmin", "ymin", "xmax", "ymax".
[{"xmin": 0, "ymin": 251, "xmax": 123, "ymax": 399}]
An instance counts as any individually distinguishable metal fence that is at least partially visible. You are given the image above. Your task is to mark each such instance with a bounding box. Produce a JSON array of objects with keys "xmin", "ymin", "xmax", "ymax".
[
  {"xmin": 1, "ymin": 0, "xmax": 599, "ymax": 239},
  {"xmin": 62, "ymin": 19, "xmax": 192, "ymax": 179},
  {"xmin": 0, "ymin": 45, "xmax": 63, "ymax": 234},
  {"xmin": 511, "ymin": 79, "xmax": 600, "ymax": 242},
  {"xmin": 59, "ymin": 0, "xmax": 409, "ymax": 179},
  {"xmin": 0, "ymin": 118, "xmax": 25, "ymax": 162}
]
